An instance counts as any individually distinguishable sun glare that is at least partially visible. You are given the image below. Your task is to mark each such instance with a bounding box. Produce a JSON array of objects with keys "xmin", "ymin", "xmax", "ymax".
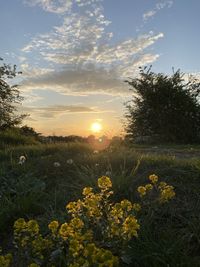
[{"xmin": 91, "ymin": 122, "xmax": 102, "ymax": 133}]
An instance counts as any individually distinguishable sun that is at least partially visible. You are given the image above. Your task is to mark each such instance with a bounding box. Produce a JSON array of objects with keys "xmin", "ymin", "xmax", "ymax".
[{"xmin": 91, "ymin": 122, "xmax": 102, "ymax": 133}]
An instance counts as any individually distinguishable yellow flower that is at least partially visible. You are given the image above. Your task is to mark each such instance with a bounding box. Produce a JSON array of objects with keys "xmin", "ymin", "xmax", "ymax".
[
  {"xmin": 66, "ymin": 200, "xmax": 83, "ymax": 216},
  {"xmin": 158, "ymin": 181, "xmax": 167, "ymax": 189},
  {"xmin": 82, "ymin": 187, "xmax": 93, "ymax": 196},
  {"xmin": 145, "ymin": 183, "xmax": 153, "ymax": 191},
  {"xmin": 59, "ymin": 223, "xmax": 73, "ymax": 240},
  {"xmin": 26, "ymin": 220, "xmax": 40, "ymax": 236},
  {"xmin": 48, "ymin": 220, "xmax": 59, "ymax": 235},
  {"xmin": 149, "ymin": 174, "xmax": 158, "ymax": 184},
  {"xmin": 120, "ymin": 200, "xmax": 132, "ymax": 211},
  {"xmin": 160, "ymin": 185, "xmax": 175, "ymax": 203},
  {"xmin": 110, "ymin": 203, "xmax": 124, "ymax": 222},
  {"xmin": 84, "ymin": 193, "xmax": 102, "ymax": 218},
  {"xmin": 70, "ymin": 218, "xmax": 84, "ymax": 230},
  {"xmin": 122, "ymin": 215, "xmax": 140, "ymax": 239},
  {"xmin": 13, "ymin": 218, "xmax": 26, "ymax": 232},
  {"xmin": 137, "ymin": 186, "xmax": 146, "ymax": 197},
  {"xmin": 98, "ymin": 176, "xmax": 112, "ymax": 191}
]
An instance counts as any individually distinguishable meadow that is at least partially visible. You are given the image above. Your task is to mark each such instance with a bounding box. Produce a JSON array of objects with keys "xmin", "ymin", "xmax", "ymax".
[{"xmin": 0, "ymin": 141, "xmax": 200, "ymax": 266}]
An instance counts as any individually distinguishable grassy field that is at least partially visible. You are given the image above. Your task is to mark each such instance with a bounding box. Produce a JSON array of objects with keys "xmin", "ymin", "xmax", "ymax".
[{"xmin": 1, "ymin": 142, "xmax": 200, "ymax": 266}]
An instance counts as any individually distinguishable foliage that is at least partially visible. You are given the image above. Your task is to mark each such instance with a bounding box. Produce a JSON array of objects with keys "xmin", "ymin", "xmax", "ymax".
[
  {"xmin": 0, "ymin": 127, "xmax": 39, "ymax": 148},
  {"xmin": 0, "ymin": 58, "xmax": 26, "ymax": 130},
  {"xmin": 125, "ymin": 66, "xmax": 200, "ymax": 144},
  {"xmin": 20, "ymin": 126, "xmax": 41, "ymax": 139},
  {"xmin": 0, "ymin": 175, "xmax": 174, "ymax": 266}
]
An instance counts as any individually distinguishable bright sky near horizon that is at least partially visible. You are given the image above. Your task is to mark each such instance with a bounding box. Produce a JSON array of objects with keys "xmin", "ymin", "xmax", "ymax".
[{"xmin": 1, "ymin": 0, "xmax": 200, "ymax": 137}]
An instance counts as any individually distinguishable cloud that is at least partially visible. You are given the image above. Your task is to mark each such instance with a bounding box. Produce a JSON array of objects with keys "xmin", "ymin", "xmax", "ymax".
[
  {"xmin": 21, "ymin": 0, "xmax": 164, "ymax": 96},
  {"xmin": 20, "ymin": 104, "xmax": 110, "ymax": 119},
  {"xmin": 24, "ymin": 0, "xmax": 103, "ymax": 14},
  {"xmin": 143, "ymin": 1, "xmax": 173, "ymax": 21},
  {"xmin": 24, "ymin": 0, "xmax": 73, "ymax": 14}
]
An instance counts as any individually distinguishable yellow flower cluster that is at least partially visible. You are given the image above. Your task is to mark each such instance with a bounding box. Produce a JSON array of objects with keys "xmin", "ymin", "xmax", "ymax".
[
  {"xmin": 64, "ymin": 176, "xmax": 140, "ymax": 265},
  {"xmin": 14, "ymin": 218, "xmax": 53, "ymax": 262},
  {"xmin": 108, "ymin": 200, "xmax": 140, "ymax": 240},
  {"xmin": 137, "ymin": 174, "xmax": 175, "ymax": 203},
  {"xmin": 48, "ymin": 220, "xmax": 59, "ymax": 236},
  {"xmin": 0, "ymin": 253, "xmax": 12, "ymax": 267},
  {"xmin": 68, "ymin": 242, "xmax": 119, "ymax": 267},
  {"xmin": 66, "ymin": 176, "xmax": 114, "ymax": 220},
  {"xmin": 9, "ymin": 174, "xmax": 175, "ymax": 266},
  {"xmin": 97, "ymin": 176, "xmax": 112, "ymax": 191},
  {"xmin": 149, "ymin": 174, "xmax": 159, "ymax": 184},
  {"xmin": 159, "ymin": 182, "xmax": 175, "ymax": 203}
]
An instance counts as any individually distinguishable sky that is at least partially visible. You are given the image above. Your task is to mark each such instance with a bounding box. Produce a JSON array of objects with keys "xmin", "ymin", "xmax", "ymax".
[{"xmin": 1, "ymin": 0, "xmax": 200, "ymax": 137}]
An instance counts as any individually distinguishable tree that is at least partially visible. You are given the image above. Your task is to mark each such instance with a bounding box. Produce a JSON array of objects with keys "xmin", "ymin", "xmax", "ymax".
[
  {"xmin": 0, "ymin": 58, "xmax": 26, "ymax": 130},
  {"xmin": 124, "ymin": 66, "xmax": 200, "ymax": 144},
  {"xmin": 20, "ymin": 125, "xmax": 41, "ymax": 138}
]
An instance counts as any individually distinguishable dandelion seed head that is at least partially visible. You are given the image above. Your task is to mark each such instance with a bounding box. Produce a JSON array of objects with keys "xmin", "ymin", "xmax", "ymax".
[
  {"xmin": 66, "ymin": 159, "xmax": 73, "ymax": 164},
  {"xmin": 18, "ymin": 155, "xmax": 26, "ymax": 165},
  {"xmin": 54, "ymin": 162, "xmax": 61, "ymax": 167}
]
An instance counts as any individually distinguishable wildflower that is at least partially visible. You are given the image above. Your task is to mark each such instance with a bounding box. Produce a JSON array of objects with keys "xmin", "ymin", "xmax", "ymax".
[
  {"xmin": 137, "ymin": 186, "xmax": 146, "ymax": 197},
  {"xmin": 84, "ymin": 193, "xmax": 103, "ymax": 218},
  {"xmin": 26, "ymin": 220, "xmax": 40, "ymax": 236},
  {"xmin": 53, "ymin": 162, "xmax": 61, "ymax": 167},
  {"xmin": 149, "ymin": 174, "xmax": 158, "ymax": 184},
  {"xmin": 120, "ymin": 200, "xmax": 132, "ymax": 211},
  {"xmin": 48, "ymin": 220, "xmax": 59, "ymax": 235},
  {"xmin": 82, "ymin": 187, "xmax": 93, "ymax": 196},
  {"xmin": 95, "ymin": 163, "xmax": 99, "ymax": 167},
  {"xmin": 70, "ymin": 218, "xmax": 84, "ymax": 230},
  {"xmin": 98, "ymin": 176, "xmax": 112, "ymax": 191},
  {"xmin": 66, "ymin": 200, "xmax": 83, "ymax": 215},
  {"xmin": 158, "ymin": 181, "xmax": 167, "ymax": 189},
  {"xmin": 67, "ymin": 159, "xmax": 74, "ymax": 164},
  {"xmin": 14, "ymin": 218, "xmax": 27, "ymax": 233},
  {"xmin": 159, "ymin": 185, "xmax": 175, "ymax": 203},
  {"xmin": 145, "ymin": 183, "xmax": 153, "ymax": 191},
  {"xmin": 59, "ymin": 223, "xmax": 73, "ymax": 240},
  {"xmin": 93, "ymin": 150, "xmax": 99, "ymax": 154},
  {"xmin": 122, "ymin": 215, "xmax": 140, "ymax": 239},
  {"xmin": 18, "ymin": 155, "xmax": 26, "ymax": 165}
]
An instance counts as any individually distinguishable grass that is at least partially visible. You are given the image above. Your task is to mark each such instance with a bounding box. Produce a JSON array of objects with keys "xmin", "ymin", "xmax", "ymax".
[{"xmin": 0, "ymin": 142, "xmax": 200, "ymax": 266}]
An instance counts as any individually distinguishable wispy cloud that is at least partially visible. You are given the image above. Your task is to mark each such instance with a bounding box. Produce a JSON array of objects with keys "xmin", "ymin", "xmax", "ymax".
[
  {"xmin": 24, "ymin": 0, "xmax": 72, "ymax": 14},
  {"xmin": 21, "ymin": 0, "xmax": 164, "ymax": 96},
  {"xmin": 20, "ymin": 104, "xmax": 111, "ymax": 119},
  {"xmin": 143, "ymin": 1, "xmax": 173, "ymax": 21},
  {"xmin": 24, "ymin": 0, "xmax": 103, "ymax": 14}
]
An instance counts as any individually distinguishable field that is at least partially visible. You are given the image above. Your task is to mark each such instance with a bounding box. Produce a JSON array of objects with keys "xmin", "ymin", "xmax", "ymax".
[{"xmin": 1, "ymin": 142, "xmax": 200, "ymax": 266}]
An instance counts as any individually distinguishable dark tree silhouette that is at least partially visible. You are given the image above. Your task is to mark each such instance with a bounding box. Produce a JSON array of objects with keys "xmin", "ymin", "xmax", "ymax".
[
  {"xmin": 124, "ymin": 66, "xmax": 200, "ymax": 144},
  {"xmin": 0, "ymin": 58, "xmax": 26, "ymax": 130}
]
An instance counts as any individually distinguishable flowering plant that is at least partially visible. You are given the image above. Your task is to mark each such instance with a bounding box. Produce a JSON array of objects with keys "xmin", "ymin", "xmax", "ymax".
[{"xmin": 1, "ymin": 174, "xmax": 175, "ymax": 267}]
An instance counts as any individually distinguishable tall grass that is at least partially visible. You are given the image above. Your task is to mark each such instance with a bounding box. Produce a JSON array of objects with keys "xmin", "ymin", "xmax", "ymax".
[{"xmin": 0, "ymin": 128, "xmax": 39, "ymax": 149}]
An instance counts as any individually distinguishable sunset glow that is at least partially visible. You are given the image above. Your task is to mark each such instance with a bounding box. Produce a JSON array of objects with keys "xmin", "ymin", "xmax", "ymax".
[{"xmin": 91, "ymin": 122, "xmax": 102, "ymax": 133}]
